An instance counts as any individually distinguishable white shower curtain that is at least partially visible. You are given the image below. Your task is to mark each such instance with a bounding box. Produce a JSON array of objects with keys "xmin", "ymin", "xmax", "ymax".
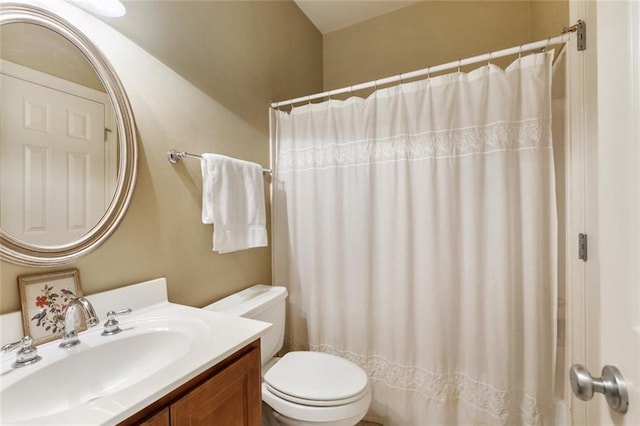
[{"xmin": 272, "ymin": 51, "xmax": 557, "ymax": 425}]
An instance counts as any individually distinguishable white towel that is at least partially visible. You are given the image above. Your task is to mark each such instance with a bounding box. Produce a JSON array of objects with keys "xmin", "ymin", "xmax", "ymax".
[{"xmin": 201, "ymin": 153, "xmax": 268, "ymax": 253}]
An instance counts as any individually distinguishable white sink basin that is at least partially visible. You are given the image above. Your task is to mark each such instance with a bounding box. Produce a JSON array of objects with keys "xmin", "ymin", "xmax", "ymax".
[
  {"xmin": 1, "ymin": 329, "xmax": 192, "ymax": 422},
  {"xmin": 0, "ymin": 301, "xmax": 269, "ymax": 425}
]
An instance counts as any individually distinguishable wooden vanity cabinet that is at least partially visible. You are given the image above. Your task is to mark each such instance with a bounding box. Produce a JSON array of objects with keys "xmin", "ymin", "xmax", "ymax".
[
  {"xmin": 139, "ymin": 408, "xmax": 170, "ymax": 426},
  {"xmin": 121, "ymin": 339, "xmax": 261, "ymax": 426}
]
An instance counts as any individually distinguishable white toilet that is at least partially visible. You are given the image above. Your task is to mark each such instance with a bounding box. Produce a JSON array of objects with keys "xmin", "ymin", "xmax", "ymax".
[{"xmin": 204, "ymin": 285, "xmax": 371, "ymax": 426}]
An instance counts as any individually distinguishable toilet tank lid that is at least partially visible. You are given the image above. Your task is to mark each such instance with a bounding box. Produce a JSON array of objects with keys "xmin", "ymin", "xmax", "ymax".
[{"xmin": 204, "ymin": 284, "xmax": 287, "ymax": 318}]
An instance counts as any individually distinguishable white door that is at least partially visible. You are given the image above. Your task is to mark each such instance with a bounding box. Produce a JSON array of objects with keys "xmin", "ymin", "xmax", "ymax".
[
  {"xmin": 568, "ymin": 1, "xmax": 640, "ymax": 424},
  {"xmin": 1, "ymin": 64, "xmax": 107, "ymax": 246}
]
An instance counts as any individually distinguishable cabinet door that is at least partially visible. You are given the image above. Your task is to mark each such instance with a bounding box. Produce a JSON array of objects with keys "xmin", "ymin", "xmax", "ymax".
[
  {"xmin": 140, "ymin": 408, "xmax": 170, "ymax": 426},
  {"xmin": 171, "ymin": 346, "xmax": 261, "ymax": 425}
]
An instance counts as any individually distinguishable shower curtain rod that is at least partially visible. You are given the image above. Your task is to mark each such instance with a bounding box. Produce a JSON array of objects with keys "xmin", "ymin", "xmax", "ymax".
[{"xmin": 271, "ymin": 22, "xmax": 581, "ymax": 109}]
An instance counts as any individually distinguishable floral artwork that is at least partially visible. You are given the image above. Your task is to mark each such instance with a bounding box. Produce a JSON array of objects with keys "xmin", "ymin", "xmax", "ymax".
[
  {"xmin": 18, "ymin": 269, "xmax": 84, "ymax": 346},
  {"xmin": 32, "ymin": 284, "xmax": 77, "ymax": 334}
]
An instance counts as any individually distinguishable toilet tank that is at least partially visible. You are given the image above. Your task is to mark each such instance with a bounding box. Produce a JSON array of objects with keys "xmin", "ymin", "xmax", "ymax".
[{"xmin": 204, "ymin": 285, "xmax": 287, "ymax": 365}]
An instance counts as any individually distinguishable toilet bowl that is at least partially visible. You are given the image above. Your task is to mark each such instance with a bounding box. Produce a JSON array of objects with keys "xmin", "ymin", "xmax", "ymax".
[{"xmin": 204, "ymin": 285, "xmax": 371, "ymax": 426}]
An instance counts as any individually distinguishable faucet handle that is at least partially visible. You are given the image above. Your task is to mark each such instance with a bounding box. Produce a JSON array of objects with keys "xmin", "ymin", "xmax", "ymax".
[
  {"xmin": 101, "ymin": 308, "xmax": 132, "ymax": 336},
  {"xmin": 1, "ymin": 336, "xmax": 42, "ymax": 368}
]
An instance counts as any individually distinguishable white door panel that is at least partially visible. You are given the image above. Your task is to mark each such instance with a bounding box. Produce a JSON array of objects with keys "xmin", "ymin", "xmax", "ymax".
[
  {"xmin": 1, "ymin": 71, "xmax": 106, "ymax": 246},
  {"xmin": 569, "ymin": 1, "xmax": 639, "ymax": 424}
]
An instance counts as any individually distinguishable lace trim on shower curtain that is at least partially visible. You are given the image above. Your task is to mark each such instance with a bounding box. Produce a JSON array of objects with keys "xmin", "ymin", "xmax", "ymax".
[
  {"xmin": 312, "ymin": 344, "xmax": 542, "ymax": 426},
  {"xmin": 278, "ymin": 118, "xmax": 551, "ymax": 173}
]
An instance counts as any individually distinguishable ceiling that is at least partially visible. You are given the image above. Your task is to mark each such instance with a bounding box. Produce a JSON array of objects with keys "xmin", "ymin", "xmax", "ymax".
[{"xmin": 293, "ymin": 0, "xmax": 420, "ymax": 34}]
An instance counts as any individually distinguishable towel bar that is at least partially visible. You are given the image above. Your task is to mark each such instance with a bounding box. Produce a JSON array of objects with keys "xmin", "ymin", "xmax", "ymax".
[{"xmin": 167, "ymin": 150, "xmax": 272, "ymax": 175}]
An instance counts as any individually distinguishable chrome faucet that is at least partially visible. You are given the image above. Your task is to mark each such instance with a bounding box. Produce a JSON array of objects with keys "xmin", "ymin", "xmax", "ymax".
[
  {"xmin": 59, "ymin": 297, "xmax": 99, "ymax": 349},
  {"xmin": 2, "ymin": 336, "xmax": 41, "ymax": 368}
]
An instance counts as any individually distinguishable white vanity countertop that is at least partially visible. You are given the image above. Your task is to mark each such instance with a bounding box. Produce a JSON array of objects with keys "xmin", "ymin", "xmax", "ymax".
[{"xmin": 0, "ymin": 278, "xmax": 271, "ymax": 425}]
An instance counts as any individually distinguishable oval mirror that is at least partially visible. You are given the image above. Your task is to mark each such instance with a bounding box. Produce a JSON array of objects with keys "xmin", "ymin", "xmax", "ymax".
[{"xmin": 0, "ymin": 4, "xmax": 138, "ymax": 266}]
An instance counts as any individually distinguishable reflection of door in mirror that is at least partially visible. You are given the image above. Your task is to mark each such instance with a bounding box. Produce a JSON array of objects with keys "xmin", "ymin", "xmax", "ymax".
[{"xmin": 0, "ymin": 23, "xmax": 117, "ymax": 247}]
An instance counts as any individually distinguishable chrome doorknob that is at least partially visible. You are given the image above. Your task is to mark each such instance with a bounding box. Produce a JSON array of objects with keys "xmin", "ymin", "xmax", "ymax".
[{"xmin": 570, "ymin": 364, "xmax": 629, "ymax": 414}]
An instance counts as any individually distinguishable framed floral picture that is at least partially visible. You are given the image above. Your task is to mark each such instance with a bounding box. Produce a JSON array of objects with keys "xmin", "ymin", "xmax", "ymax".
[{"xmin": 18, "ymin": 269, "xmax": 85, "ymax": 346}]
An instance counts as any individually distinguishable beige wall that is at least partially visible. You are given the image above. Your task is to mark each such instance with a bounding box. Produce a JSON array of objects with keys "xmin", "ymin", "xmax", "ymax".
[
  {"xmin": 1, "ymin": 22, "xmax": 105, "ymax": 91},
  {"xmin": 324, "ymin": 1, "xmax": 568, "ymax": 93},
  {"xmin": 0, "ymin": 1, "xmax": 569, "ymax": 315},
  {"xmin": 531, "ymin": 0, "xmax": 570, "ymax": 41},
  {"xmin": 0, "ymin": 0, "xmax": 322, "ymax": 314}
]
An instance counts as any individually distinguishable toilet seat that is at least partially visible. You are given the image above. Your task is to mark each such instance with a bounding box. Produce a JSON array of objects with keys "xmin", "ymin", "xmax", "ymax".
[
  {"xmin": 262, "ymin": 382, "xmax": 372, "ymax": 423},
  {"xmin": 262, "ymin": 351, "xmax": 371, "ymax": 423},
  {"xmin": 265, "ymin": 383, "xmax": 368, "ymax": 407},
  {"xmin": 264, "ymin": 351, "xmax": 368, "ymax": 406}
]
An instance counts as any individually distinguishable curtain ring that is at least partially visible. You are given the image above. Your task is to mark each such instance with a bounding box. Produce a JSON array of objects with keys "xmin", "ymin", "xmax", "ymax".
[
  {"xmin": 487, "ymin": 52, "xmax": 492, "ymax": 68},
  {"xmin": 457, "ymin": 59, "xmax": 462, "ymax": 74},
  {"xmin": 427, "ymin": 66, "xmax": 431, "ymax": 80},
  {"xmin": 518, "ymin": 44, "xmax": 523, "ymax": 60},
  {"xmin": 545, "ymin": 36, "xmax": 551, "ymax": 52},
  {"xmin": 307, "ymin": 95, "xmax": 311, "ymax": 106}
]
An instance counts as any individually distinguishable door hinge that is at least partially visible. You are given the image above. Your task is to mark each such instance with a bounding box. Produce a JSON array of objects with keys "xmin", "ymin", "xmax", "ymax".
[
  {"xmin": 104, "ymin": 128, "xmax": 112, "ymax": 142},
  {"xmin": 578, "ymin": 233, "xmax": 588, "ymax": 261}
]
